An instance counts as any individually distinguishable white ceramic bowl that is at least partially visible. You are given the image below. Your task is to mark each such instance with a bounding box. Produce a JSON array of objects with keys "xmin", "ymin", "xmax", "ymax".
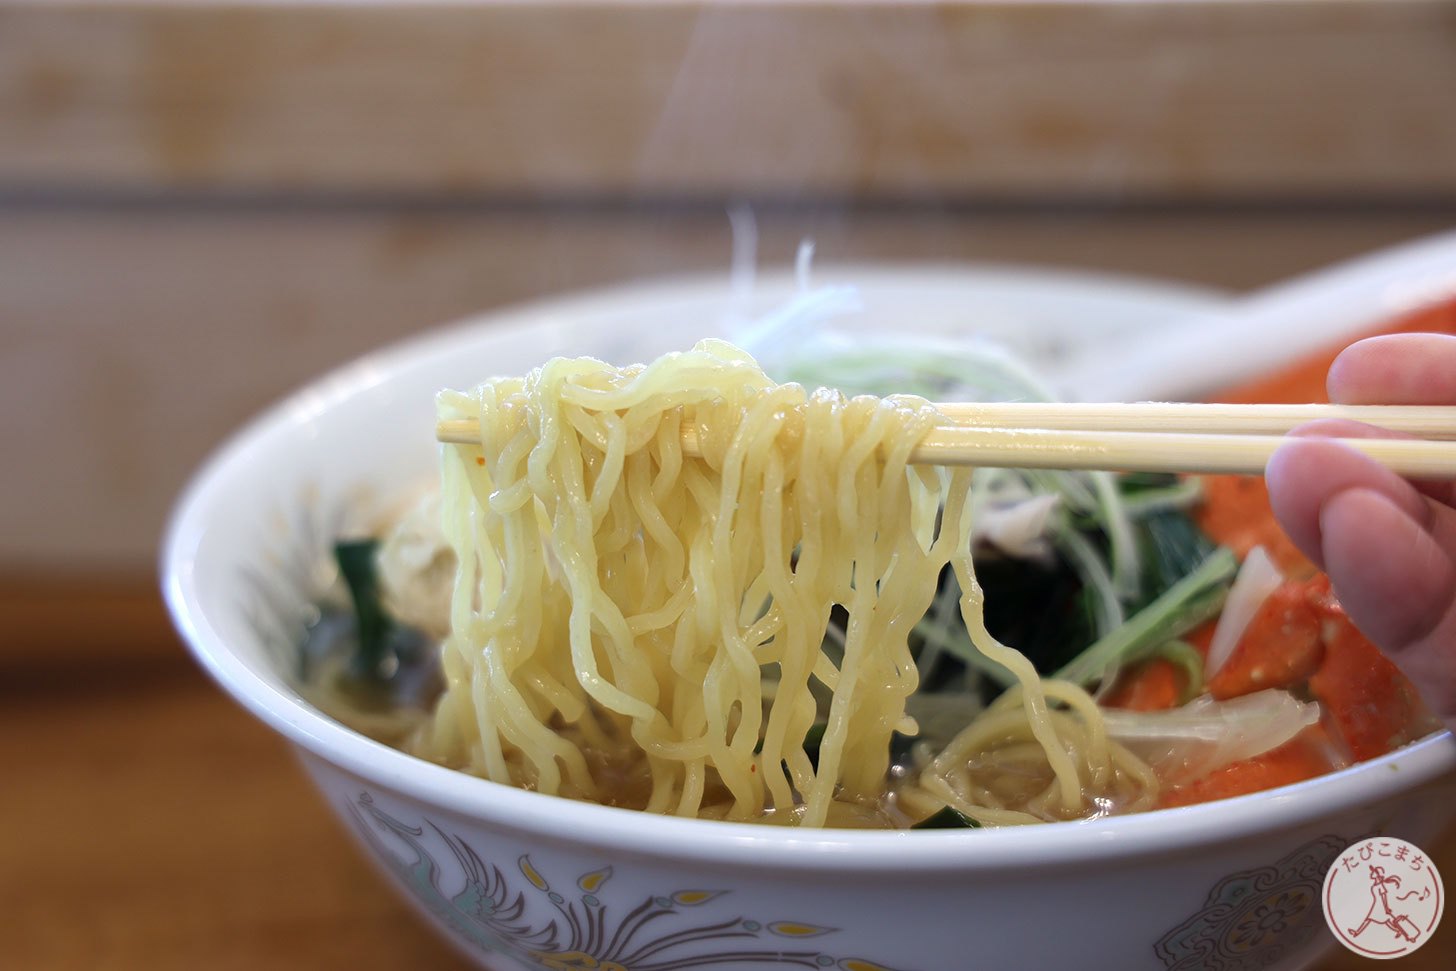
[{"xmin": 164, "ymin": 258, "xmax": 1456, "ymax": 971}]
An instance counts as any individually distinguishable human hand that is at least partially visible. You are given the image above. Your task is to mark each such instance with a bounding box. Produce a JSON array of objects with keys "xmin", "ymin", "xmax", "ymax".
[{"xmin": 1265, "ymin": 333, "xmax": 1456, "ymax": 730}]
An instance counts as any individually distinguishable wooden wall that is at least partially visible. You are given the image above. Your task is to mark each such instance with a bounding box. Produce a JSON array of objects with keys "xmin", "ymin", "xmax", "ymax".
[{"xmin": 4, "ymin": 0, "xmax": 1456, "ymax": 573}]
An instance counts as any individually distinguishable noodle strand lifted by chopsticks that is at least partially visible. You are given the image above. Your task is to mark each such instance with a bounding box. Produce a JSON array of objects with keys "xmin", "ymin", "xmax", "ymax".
[{"xmin": 413, "ymin": 340, "xmax": 1151, "ymax": 826}]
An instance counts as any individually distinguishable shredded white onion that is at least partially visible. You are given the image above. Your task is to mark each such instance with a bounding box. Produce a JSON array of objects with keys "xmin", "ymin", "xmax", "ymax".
[
  {"xmin": 1102, "ymin": 689, "xmax": 1321, "ymax": 786},
  {"xmin": 1205, "ymin": 545, "xmax": 1283, "ymax": 678}
]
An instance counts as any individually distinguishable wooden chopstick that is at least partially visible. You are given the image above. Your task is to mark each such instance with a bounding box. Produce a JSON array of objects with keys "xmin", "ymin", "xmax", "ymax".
[
  {"xmin": 435, "ymin": 403, "xmax": 1456, "ymax": 479},
  {"xmin": 930, "ymin": 402, "xmax": 1456, "ymax": 439},
  {"xmin": 906, "ymin": 426, "xmax": 1456, "ymax": 478}
]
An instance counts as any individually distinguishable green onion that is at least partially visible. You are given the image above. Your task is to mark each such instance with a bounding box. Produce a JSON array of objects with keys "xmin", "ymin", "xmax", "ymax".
[
  {"xmin": 1147, "ymin": 639, "xmax": 1207, "ymax": 705},
  {"xmin": 1052, "ymin": 523, "xmax": 1124, "ymax": 637},
  {"xmin": 1120, "ymin": 477, "xmax": 1205, "ymax": 518}
]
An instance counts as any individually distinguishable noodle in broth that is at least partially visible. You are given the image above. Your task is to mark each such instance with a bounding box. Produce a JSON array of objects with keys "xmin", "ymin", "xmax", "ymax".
[{"xmin": 407, "ymin": 340, "xmax": 1156, "ymax": 826}]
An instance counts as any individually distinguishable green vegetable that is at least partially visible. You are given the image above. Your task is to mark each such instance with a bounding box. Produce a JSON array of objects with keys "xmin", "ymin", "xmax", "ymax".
[
  {"xmin": 335, "ymin": 539, "xmax": 394, "ymax": 681},
  {"xmin": 1132, "ymin": 508, "xmax": 1216, "ymax": 610},
  {"xmin": 1145, "ymin": 639, "xmax": 1206, "ymax": 705},
  {"xmin": 929, "ymin": 557, "xmax": 1095, "ymax": 688},
  {"xmin": 1053, "ymin": 524, "xmax": 1125, "ymax": 637},
  {"xmin": 300, "ymin": 541, "xmax": 438, "ymax": 713},
  {"xmin": 1053, "ymin": 547, "xmax": 1237, "ymax": 688},
  {"xmin": 1120, "ymin": 476, "xmax": 1205, "ymax": 519},
  {"xmin": 912, "ymin": 806, "xmax": 982, "ymax": 830},
  {"xmin": 800, "ymin": 722, "xmax": 827, "ymax": 769},
  {"xmin": 761, "ymin": 326, "xmax": 1232, "ymax": 731}
]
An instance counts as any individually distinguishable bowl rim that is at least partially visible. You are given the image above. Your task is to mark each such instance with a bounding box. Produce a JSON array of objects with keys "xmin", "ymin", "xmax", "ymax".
[{"xmin": 162, "ymin": 263, "xmax": 1456, "ymax": 873}]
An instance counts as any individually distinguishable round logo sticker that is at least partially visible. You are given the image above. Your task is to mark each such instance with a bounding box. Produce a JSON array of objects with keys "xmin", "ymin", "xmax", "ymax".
[{"xmin": 1323, "ymin": 837, "xmax": 1444, "ymax": 958}]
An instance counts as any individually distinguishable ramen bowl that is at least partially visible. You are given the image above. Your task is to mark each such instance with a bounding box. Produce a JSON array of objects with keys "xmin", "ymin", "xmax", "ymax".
[{"xmin": 164, "ymin": 261, "xmax": 1456, "ymax": 971}]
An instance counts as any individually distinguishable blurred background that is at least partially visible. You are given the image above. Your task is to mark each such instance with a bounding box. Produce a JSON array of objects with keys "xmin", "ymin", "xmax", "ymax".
[
  {"xmin": 7, "ymin": 0, "xmax": 1456, "ymax": 577},
  {"xmin": 4, "ymin": 1, "xmax": 1456, "ymax": 968}
]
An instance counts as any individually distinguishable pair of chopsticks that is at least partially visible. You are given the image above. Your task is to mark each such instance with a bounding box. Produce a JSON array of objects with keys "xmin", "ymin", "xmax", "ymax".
[{"xmin": 436, "ymin": 403, "xmax": 1456, "ymax": 479}]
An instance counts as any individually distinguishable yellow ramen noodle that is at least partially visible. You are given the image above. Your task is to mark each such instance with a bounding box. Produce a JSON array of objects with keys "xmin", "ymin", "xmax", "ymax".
[{"xmin": 414, "ymin": 340, "xmax": 1149, "ymax": 826}]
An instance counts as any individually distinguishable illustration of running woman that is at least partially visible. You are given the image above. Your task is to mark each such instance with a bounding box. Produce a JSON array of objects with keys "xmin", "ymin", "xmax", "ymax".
[{"xmin": 1348, "ymin": 865, "xmax": 1429, "ymax": 943}]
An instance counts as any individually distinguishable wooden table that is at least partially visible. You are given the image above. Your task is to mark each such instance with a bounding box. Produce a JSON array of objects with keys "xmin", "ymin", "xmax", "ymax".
[{"xmin": 5, "ymin": 580, "xmax": 1453, "ymax": 969}]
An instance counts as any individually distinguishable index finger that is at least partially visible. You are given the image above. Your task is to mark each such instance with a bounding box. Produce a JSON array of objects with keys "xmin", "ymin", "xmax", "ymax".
[{"xmin": 1328, "ymin": 333, "xmax": 1456, "ymax": 405}]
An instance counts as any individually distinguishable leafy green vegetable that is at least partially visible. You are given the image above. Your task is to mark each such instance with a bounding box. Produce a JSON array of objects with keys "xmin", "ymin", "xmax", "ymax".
[
  {"xmin": 974, "ymin": 556, "xmax": 1095, "ymax": 679},
  {"xmin": 1133, "ymin": 508, "xmax": 1217, "ymax": 611},
  {"xmin": 331, "ymin": 540, "xmax": 436, "ymax": 710},
  {"xmin": 799, "ymin": 722, "xmax": 827, "ymax": 770},
  {"xmin": 912, "ymin": 806, "xmax": 982, "ymax": 829},
  {"xmin": 335, "ymin": 540, "xmax": 394, "ymax": 680},
  {"xmin": 753, "ymin": 322, "xmax": 1235, "ymax": 742},
  {"xmin": 1054, "ymin": 547, "xmax": 1237, "ymax": 689},
  {"xmin": 916, "ymin": 492, "xmax": 1220, "ymax": 687},
  {"xmin": 1120, "ymin": 476, "xmax": 1205, "ymax": 519},
  {"xmin": 1115, "ymin": 471, "xmax": 1183, "ymax": 495}
]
